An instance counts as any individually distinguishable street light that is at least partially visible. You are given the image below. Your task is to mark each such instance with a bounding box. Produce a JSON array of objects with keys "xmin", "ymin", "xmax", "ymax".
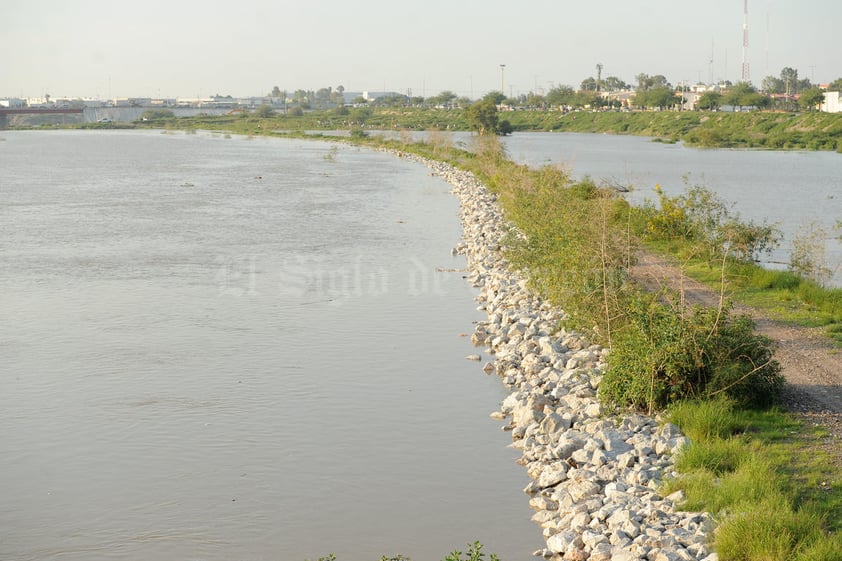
[{"xmin": 500, "ymin": 64, "xmax": 506, "ymax": 96}]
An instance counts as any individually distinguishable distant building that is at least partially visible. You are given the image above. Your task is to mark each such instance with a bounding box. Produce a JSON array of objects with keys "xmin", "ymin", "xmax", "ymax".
[
  {"xmin": 0, "ymin": 97, "xmax": 26, "ymax": 108},
  {"xmin": 821, "ymin": 91, "xmax": 842, "ymax": 113},
  {"xmin": 26, "ymin": 97, "xmax": 51, "ymax": 107},
  {"xmin": 679, "ymin": 91, "xmax": 702, "ymax": 111}
]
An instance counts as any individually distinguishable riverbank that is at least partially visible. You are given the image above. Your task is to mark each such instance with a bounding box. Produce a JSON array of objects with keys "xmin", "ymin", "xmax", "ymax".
[
  {"xmin": 504, "ymin": 110, "xmax": 842, "ymax": 151},
  {"xmin": 395, "ymin": 148, "xmax": 717, "ymax": 561},
  {"xmin": 116, "ymin": 106, "xmax": 842, "ymax": 153}
]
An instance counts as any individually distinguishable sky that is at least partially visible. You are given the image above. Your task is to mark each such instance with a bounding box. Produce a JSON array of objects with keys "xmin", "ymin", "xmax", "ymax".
[{"xmin": 2, "ymin": 0, "xmax": 840, "ymax": 100}]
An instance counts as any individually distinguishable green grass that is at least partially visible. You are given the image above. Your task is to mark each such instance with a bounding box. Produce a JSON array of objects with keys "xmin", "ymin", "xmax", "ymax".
[{"xmin": 664, "ymin": 400, "xmax": 842, "ymax": 561}]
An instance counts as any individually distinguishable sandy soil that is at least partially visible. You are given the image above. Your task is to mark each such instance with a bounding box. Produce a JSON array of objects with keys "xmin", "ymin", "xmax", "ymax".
[{"xmin": 630, "ymin": 253, "xmax": 842, "ymax": 464}]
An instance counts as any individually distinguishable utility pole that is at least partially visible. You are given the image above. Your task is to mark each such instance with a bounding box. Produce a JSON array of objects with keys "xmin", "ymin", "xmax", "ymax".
[
  {"xmin": 500, "ymin": 64, "xmax": 506, "ymax": 96},
  {"xmin": 709, "ymin": 39, "xmax": 715, "ymax": 86},
  {"xmin": 596, "ymin": 63, "xmax": 603, "ymax": 92},
  {"xmin": 741, "ymin": 0, "xmax": 750, "ymax": 82}
]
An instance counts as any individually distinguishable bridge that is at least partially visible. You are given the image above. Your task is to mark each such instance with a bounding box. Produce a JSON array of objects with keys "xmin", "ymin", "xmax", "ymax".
[{"xmin": 0, "ymin": 107, "xmax": 85, "ymax": 128}]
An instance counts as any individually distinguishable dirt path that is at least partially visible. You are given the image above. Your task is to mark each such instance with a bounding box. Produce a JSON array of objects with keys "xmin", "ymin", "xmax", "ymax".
[{"xmin": 630, "ymin": 253, "xmax": 842, "ymax": 462}]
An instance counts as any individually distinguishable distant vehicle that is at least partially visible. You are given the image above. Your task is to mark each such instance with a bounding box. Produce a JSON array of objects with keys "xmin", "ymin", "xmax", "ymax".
[{"xmin": 97, "ymin": 118, "xmax": 112, "ymax": 123}]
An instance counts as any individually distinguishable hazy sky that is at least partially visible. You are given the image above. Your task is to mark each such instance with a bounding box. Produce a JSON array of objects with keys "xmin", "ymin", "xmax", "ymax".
[{"xmin": 2, "ymin": 0, "xmax": 839, "ymax": 99}]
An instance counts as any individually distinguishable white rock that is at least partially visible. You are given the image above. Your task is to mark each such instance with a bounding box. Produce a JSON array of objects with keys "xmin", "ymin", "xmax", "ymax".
[{"xmin": 536, "ymin": 463, "xmax": 568, "ymax": 489}]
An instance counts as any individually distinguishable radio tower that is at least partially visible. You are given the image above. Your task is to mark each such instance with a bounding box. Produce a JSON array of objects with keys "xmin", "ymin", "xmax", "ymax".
[{"xmin": 741, "ymin": 0, "xmax": 750, "ymax": 82}]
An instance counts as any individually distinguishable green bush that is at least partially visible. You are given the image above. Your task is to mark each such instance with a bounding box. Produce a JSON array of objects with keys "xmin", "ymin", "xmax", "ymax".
[
  {"xmin": 643, "ymin": 183, "xmax": 779, "ymax": 263},
  {"xmin": 443, "ymin": 542, "xmax": 499, "ymax": 561},
  {"xmin": 141, "ymin": 108, "xmax": 175, "ymax": 120},
  {"xmin": 601, "ymin": 296, "xmax": 783, "ymax": 412}
]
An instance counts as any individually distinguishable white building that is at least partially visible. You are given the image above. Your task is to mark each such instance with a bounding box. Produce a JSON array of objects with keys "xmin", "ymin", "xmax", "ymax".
[
  {"xmin": 0, "ymin": 97, "xmax": 26, "ymax": 108},
  {"xmin": 820, "ymin": 91, "xmax": 841, "ymax": 113}
]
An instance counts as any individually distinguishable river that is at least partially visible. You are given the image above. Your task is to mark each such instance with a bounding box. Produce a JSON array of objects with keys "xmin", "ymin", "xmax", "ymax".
[
  {"xmin": 501, "ymin": 132, "xmax": 842, "ymax": 282},
  {"xmin": 389, "ymin": 129, "xmax": 841, "ymax": 283},
  {"xmin": 0, "ymin": 130, "xmax": 539, "ymax": 561}
]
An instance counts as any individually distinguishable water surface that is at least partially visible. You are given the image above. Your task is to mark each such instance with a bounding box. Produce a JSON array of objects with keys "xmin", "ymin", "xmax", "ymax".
[{"xmin": 0, "ymin": 130, "xmax": 539, "ymax": 561}]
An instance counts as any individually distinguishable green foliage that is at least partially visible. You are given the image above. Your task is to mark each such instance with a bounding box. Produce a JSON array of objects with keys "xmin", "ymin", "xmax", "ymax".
[
  {"xmin": 667, "ymin": 398, "xmax": 744, "ymax": 441},
  {"xmin": 715, "ymin": 497, "xmax": 826, "ymax": 561},
  {"xmin": 140, "ymin": 108, "xmax": 175, "ymax": 120},
  {"xmin": 644, "ymin": 183, "xmax": 779, "ymax": 264},
  {"xmin": 466, "ymin": 99, "xmax": 499, "ymax": 135},
  {"xmin": 602, "ymin": 297, "xmax": 783, "ymax": 411},
  {"xmin": 794, "ymin": 534, "xmax": 842, "ymax": 561},
  {"xmin": 790, "ymin": 222, "xmax": 832, "ymax": 286},
  {"xmin": 661, "ymin": 398, "xmax": 842, "ymax": 561},
  {"xmin": 254, "ymin": 104, "xmax": 276, "ymax": 118},
  {"xmin": 443, "ymin": 542, "xmax": 499, "ymax": 561},
  {"xmin": 500, "ymin": 167, "xmax": 634, "ymax": 341},
  {"xmin": 349, "ymin": 106, "xmax": 372, "ymax": 123},
  {"xmin": 799, "ymin": 87, "xmax": 826, "ymax": 112},
  {"xmin": 674, "ymin": 435, "xmax": 748, "ymax": 475},
  {"xmin": 481, "ymin": 91, "xmax": 505, "ymax": 105},
  {"xmin": 126, "ymin": 101, "xmax": 842, "ymax": 152},
  {"xmin": 697, "ymin": 91, "xmax": 723, "ymax": 111},
  {"xmin": 633, "ymin": 86, "xmax": 678, "ymax": 109}
]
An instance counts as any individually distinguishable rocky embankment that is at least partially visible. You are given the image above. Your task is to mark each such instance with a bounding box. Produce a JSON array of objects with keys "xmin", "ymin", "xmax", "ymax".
[{"xmin": 402, "ymin": 151, "xmax": 719, "ymax": 561}]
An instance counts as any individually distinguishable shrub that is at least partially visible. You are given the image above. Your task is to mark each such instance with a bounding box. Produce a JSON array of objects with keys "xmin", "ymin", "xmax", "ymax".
[
  {"xmin": 790, "ymin": 222, "xmax": 832, "ymax": 286},
  {"xmin": 443, "ymin": 542, "xmax": 499, "ymax": 561},
  {"xmin": 141, "ymin": 109, "xmax": 175, "ymax": 120},
  {"xmin": 601, "ymin": 295, "xmax": 783, "ymax": 412},
  {"xmin": 254, "ymin": 104, "xmax": 276, "ymax": 118},
  {"xmin": 644, "ymin": 183, "xmax": 779, "ymax": 264}
]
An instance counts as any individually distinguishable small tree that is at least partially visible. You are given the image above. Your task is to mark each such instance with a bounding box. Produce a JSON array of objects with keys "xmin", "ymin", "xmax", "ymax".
[
  {"xmin": 697, "ymin": 91, "xmax": 723, "ymax": 111},
  {"xmin": 481, "ymin": 91, "xmax": 505, "ymax": 105},
  {"xmin": 466, "ymin": 99, "xmax": 499, "ymax": 135},
  {"xmin": 546, "ymin": 85, "xmax": 576, "ymax": 108},
  {"xmin": 798, "ymin": 87, "xmax": 825, "ymax": 112},
  {"xmin": 254, "ymin": 104, "xmax": 275, "ymax": 118},
  {"xmin": 634, "ymin": 86, "xmax": 676, "ymax": 110},
  {"xmin": 580, "ymin": 77, "xmax": 597, "ymax": 91}
]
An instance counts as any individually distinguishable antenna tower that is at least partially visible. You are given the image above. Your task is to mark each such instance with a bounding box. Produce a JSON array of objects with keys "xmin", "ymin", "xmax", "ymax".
[
  {"xmin": 709, "ymin": 39, "xmax": 714, "ymax": 85},
  {"xmin": 741, "ymin": 0, "xmax": 750, "ymax": 82}
]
